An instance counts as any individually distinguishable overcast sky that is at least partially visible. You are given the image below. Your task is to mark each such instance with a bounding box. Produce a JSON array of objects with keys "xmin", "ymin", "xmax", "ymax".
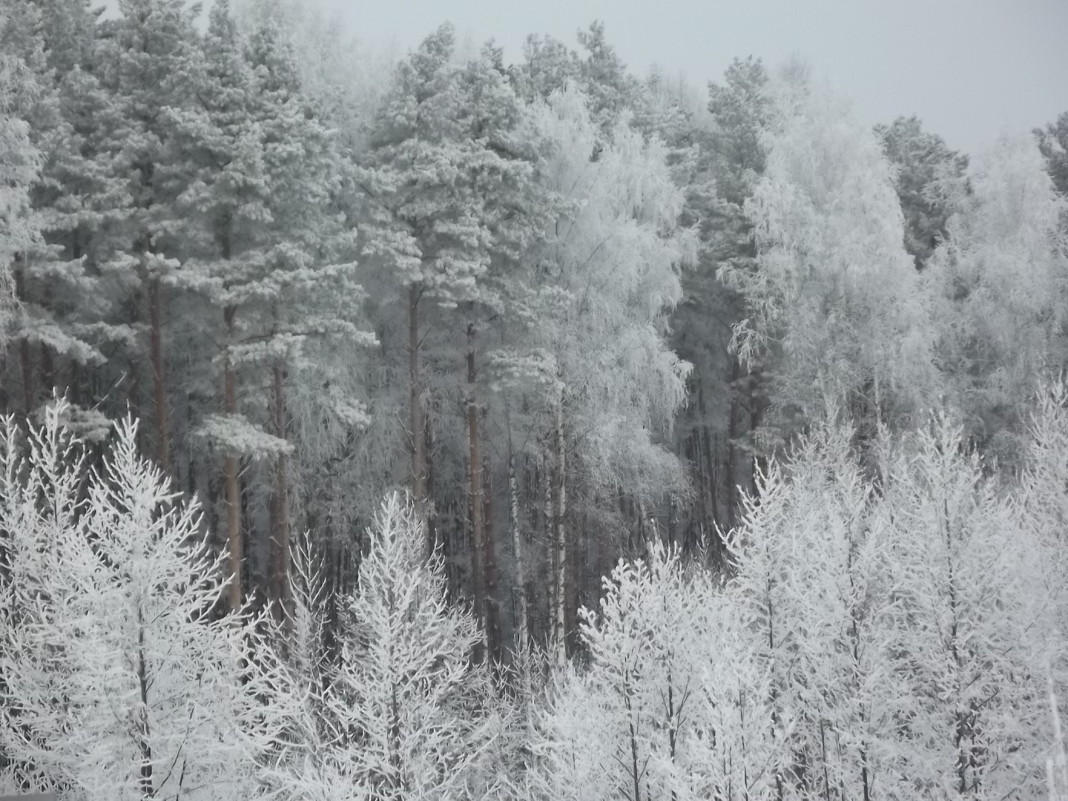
[
  {"xmin": 314, "ymin": 0, "xmax": 1067, "ymax": 153},
  {"xmin": 101, "ymin": 0, "xmax": 1068, "ymax": 153}
]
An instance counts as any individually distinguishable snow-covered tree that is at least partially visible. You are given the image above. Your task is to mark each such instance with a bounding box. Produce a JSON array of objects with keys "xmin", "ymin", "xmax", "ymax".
[
  {"xmin": 725, "ymin": 65, "xmax": 934, "ymax": 444},
  {"xmin": 1014, "ymin": 381, "xmax": 1068, "ymax": 713},
  {"xmin": 880, "ymin": 417, "xmax": 1056, "ymax": 800},
  {"xmin": 923, "ymin": 133, "xmax": 1068, "ymax": 458},
  {"xmin": 253, "ymin": 533, "xmax": 352, "ymax": 801},
  {"xmin": 0, "ymin": 21, "xmax": 41, "ymax": 354},
  {"xmin": 876, "ymin": 115, "xmax": 968, "ymax": 270},
  {"xmin": 691, "ymin": 592, "xmax": 778, "ymax": 801},
  {"xmin": 359, "ymin": 24, "xmax": 544, "ymax": 657},
  {"xmin": 324, "ymin": 492, "xmax": 490, "ymax": 801},
  {"xmin": 725, "ymin": 418, "xmax": 904, "ymax": 801},
  {"xmin": 668, "ymin": 55, "xmax": 773, "ymax": 541},
  {"xmin": 1036, "ymin": 111, "xmax": 1068, "ymax": 201},
  {"xmin": 535, "ymin": 542, "xmax": 714, "ymax": 801},
  {"xmin": 512, "ymin": 83, "xmax": 692, "ymax": 659},
  {"xmin": 91, "ymin": 0, "xmax": 205, "ymax": 472},
  {"xmin": 0, "ymin": 401, "xmax": 279, "ymax": 801},
  {"xmin": 169, "ymin": 1, "xmax": 372, "ymax": 613},
  {"xmin": 0, "ymin": 0, "xmax": 121, "ymax": 423}
]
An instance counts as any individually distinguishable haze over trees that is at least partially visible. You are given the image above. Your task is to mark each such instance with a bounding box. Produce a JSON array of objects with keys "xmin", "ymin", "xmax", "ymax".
[{"xmin": 1, "ymin": 1, "xmax": 1067, "ymax": 800}]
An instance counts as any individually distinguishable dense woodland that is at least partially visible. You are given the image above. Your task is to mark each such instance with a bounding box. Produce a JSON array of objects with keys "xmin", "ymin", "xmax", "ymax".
[{"xmin": 3, "ymin": 0, "xmax": 1068, "ymax": 799}]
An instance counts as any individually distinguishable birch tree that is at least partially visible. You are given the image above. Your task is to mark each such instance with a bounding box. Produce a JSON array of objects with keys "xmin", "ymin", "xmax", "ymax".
[
  {"xmin": 521, "ymin": 84, "xmax": 691, "ymax": 660},
  {"xmin": 923, "ymin": 133, "xmax": 1068, "ymax": 458},
  {"xmin": 725, "ymin": 66, "xmax": 934, "ymax": 444}
]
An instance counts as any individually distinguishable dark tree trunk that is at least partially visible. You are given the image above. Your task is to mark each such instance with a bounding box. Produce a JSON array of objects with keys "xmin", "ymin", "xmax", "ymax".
[
  {"xmin": 268, "ymin": 362, "xmax": 292, "ymax": 622},
  {"xmin": 223, "ymin": 306, "xmax": 242, "ymax": 614},
  {"xmin": 465, "ymin": 320, "xmax": 487, "ymax": 660},
  {"xmin": 550, "ymin": 393, "xmax": 567, "ymax": 664},
  {"xmin": 148, "ymin": 277, "xmax": 170, "ymax": 473},
  {"xmin": 408, "ymin": 285, "xmax": 427, "ymax": 533},
  {"xmin": 482, "ymin": 454, "xmax": 501, "ymax": 662}
]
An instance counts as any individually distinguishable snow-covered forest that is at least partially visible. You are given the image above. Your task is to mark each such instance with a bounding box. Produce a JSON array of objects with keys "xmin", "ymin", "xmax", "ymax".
[{"xmin": 2, "ymin": 0, "xmax": 1068, "ymax": 799}]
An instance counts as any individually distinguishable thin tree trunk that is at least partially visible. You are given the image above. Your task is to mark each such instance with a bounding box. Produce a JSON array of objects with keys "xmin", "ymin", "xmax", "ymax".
[
  {"xmin": 223, "ymin": 306, "xmax": 242, "ymax": 614},
  {"xmin": 136, "ymin": 605, "xmax": 153, "ymax": 800},
  {"xmin": 550, "ymin": 391, "xmax": 567, "ymax": 665},
  {"xmin": 748, "ymin": 370, "xmax": 763, "ymax": 496},
  {"xmin": 465, "ymin": 321, "xmax": 487, "ymax": 660},
  {"xmin": 148, "ymin": 277, "xmax": 170, "ymax": 473},
  {"xmin": 508, "ymin": 439, "xmax": 529, "ymax": 650},
  {"xmin": 625, "ymin": 673, "xmax": 643, "ymax": 801},
  {"xmin": 540, "ymin": 452, "xmax": 552, "ymax": 646},
  {"xmin": 13, "ymin": 261, "xmax": 33, "ymax": 415},
  {"xmin": 727, "ymin": 360, "xmax": 742, "ymax": 530},
  {"xmin": 268, "ymin": 361, "xmax": 292, "ymax": 622},
  {"xmin": 482, "ymin": 454, "xmax": 501, "ymax": 661},
  {"xmin": 408, "ymin": 284, "xmax": 427, "ymax": 531}
]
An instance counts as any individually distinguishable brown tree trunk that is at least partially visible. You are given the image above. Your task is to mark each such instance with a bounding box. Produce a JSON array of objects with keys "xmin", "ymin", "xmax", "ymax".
[
  {"xmin": 482, "ymin": 455, "xmax": 501, "ymax": 662},
  {"xmin": 408, "ymin": 285, "xmax": 427, "ymax": 528},
  {"xmin": 465, "ymin": 321, "xmax": 487, "ymax": 660},
  {"xmin": 148, "ymin": 277, "xmax": 170, "ymax": 473},
  {"xmin": 748, "ymin": 370, "xmax": 763, "ymax": 496},
  {"xmin": 268, "ymin": 361, "xmax": 292, "ymax": 622},
  {"xmin": 508, "ymin": 440, "xmax": 529, "ymax": 650},
  {"xmin": 727, "ymin": 361, "xmax": 742, "ymax": 532},
  {"xmin": 13, "ymin": 261, "xmax": 33, "ymax": 415},
  {"xmin": 223, "ymin": 306, "xmax": 242, "ymax": 614},
  {"xmin": 550, "ymin": 391, "xmax": 567, "ymax": 665}
]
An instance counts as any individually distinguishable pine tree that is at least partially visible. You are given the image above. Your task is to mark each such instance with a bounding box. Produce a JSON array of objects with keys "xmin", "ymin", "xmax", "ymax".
[
  {"xmin": 360, "ymin": 24, "xmax": 541, "ymax": 656},
  {"xmin": 170, "ymin": 2, "xmax": 371, "ymax": 614},
  {"xmin": 93, "ymin": 0, "xmax": 205, "ymax": 473},
  {"xmin": 875, "ymin": 115, "xmax": 968, "ymax": 270},
  {"xmin": 667, "ymin": 56, "xmax": 772, "ymax": 544},
  {"xmin": 2, "ymin": 0, "xmax": 131, "ymax": 420},
  {"xmin": 0, "ymin": 28, "xmax": 40, "ymax": 355}
]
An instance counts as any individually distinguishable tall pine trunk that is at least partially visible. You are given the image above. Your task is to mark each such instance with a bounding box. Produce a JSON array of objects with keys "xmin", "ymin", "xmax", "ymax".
[
  {"xmin": 268, "ymin": 361, "xmax": 292, "ymax": 621},
  {"xmin": 482, "ymin": 455, "xmax": 501, "ymax": 661},
  {"xmin": 223, "ymin": 306, "xmax": 242, "ymax": 614},
  {"xmin": 13, "ymin": 260, "xmax": 33, "ymax": 415},
  {"xmin": 508, "ymin": 435, "xmax": 529, "ymax": 650},
  {"xmin": 550, "ymin": 390, "xmax": 567, "ymax": 665},
  {"xmin": 148, "ymin": 277, "xmax": 170, "ymax": 473},
  {"xmin": 466, "ymin": 320, "xmax": 487, "ymax": 660},
  {"xmin": 408, "ymin": 284, "xmax": 427, "ymax": 529}
]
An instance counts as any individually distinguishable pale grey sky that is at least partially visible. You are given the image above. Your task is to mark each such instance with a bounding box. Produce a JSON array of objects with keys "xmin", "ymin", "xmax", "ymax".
[
  {"xmin": 102, "ymin": 0, "xmax": 1068, "ymax": 153},
  {"xmin": 320, "ymin": 0, "xmax": 1068, "ymax": 153}
]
